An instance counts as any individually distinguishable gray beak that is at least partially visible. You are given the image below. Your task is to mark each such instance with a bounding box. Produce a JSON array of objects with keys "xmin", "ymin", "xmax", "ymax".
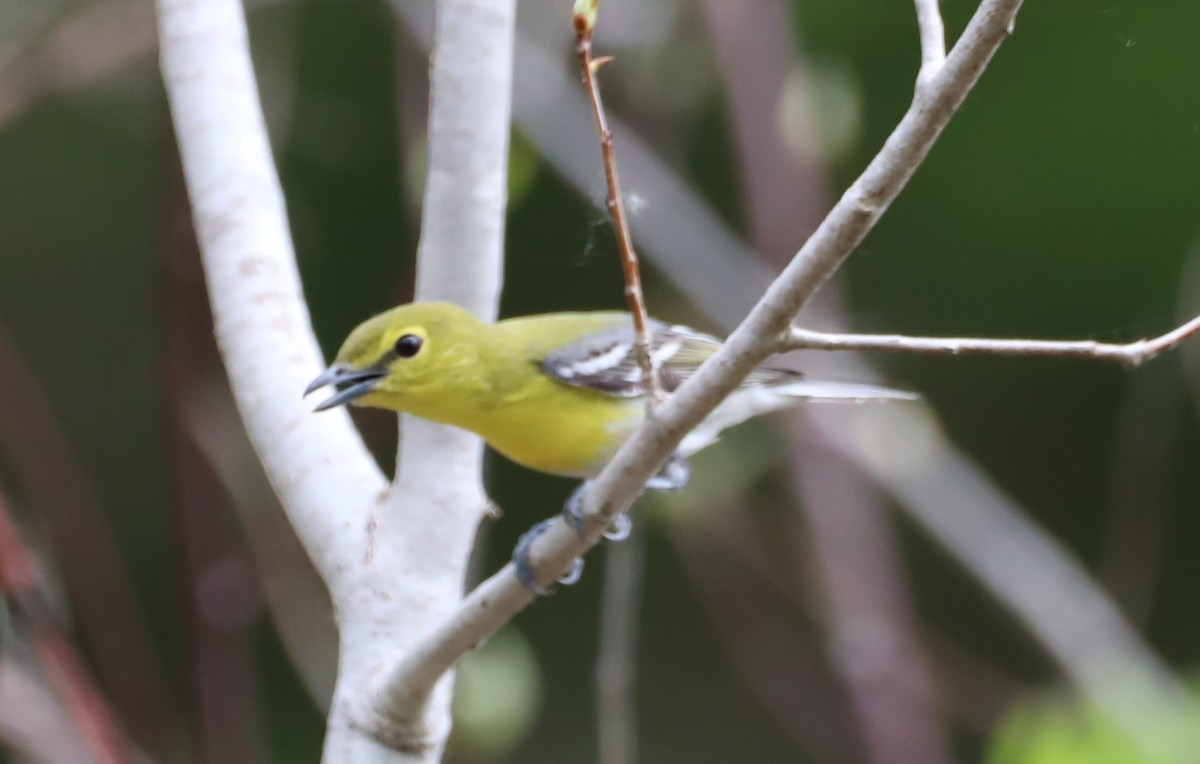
[{"xmin": 305, "ymin": 364, "xmax": 385, "ymax": 411}]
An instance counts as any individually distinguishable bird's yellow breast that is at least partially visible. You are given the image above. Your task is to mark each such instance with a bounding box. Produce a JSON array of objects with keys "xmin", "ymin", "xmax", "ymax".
[{"xmin": 460, "ymin": 373, "xmax": 642, "ymax": 477}]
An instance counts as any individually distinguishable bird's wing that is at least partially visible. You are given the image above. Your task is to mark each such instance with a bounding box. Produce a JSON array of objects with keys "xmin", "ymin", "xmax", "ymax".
[{"xmin": 540, "ymin": 320, "xmax": 801, "ymax": 398}]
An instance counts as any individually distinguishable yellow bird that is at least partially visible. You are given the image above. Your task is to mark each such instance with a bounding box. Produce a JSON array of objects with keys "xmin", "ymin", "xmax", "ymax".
[{"xmin": 305, "ymin": 301, "xmax": 913, "ymax": 481}]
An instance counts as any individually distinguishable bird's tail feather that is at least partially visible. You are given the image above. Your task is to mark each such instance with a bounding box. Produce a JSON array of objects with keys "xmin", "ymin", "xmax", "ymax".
[
  {"xmin": 678, "ymin": 380, "xmax": 916, "ymax": 457},
  {"xmin": 770, "ymin": 380, "xmax": 918, "ymax": 402}
]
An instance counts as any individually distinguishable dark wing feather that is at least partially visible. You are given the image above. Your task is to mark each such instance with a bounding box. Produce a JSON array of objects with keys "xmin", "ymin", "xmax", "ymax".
[{"xmin": 540, "ymin": 319, "xmax": 800, "ymax": 398}]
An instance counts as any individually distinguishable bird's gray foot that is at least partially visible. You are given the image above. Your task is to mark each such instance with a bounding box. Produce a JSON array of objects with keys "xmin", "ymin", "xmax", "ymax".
[
  {"xmin": 562, "ymin": 480, "xmax": 632, "ymax": 541},
  {"xmin": 645, "ymin": 453, "xmax": 690, "ymax": 492},
  {"xmin": 512, "ymin": 519, "xmax": 584, "ymax": 596}
]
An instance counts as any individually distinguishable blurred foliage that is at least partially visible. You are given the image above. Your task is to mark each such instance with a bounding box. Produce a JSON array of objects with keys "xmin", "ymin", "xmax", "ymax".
[
  {"xmin": 450, "ymin": 627, "xmax": 543, "ymax": 759},
  {"xmin": 0, "ymin": 0, "xmax": 1197, "ymax": 762},
  {"xmin": 987, "ymin": 678, "xmax": 1200, "ymax": 764}
]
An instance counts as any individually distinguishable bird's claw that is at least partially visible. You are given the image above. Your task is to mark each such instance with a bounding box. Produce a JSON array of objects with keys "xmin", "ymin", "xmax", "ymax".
[
  {"xmin": 646, "ymin": 453, "xmax": 690, "ymax": 492},
  {"xmin": 512, "ymin": 519, "xmax": 585, "ymax": 596},
  {"xmin": 560, "ymin": 455, "xmax": 688, "ymax": 541},
  {"xmin": 602, "ymin": 514, "xmax": 632, "ymax": 541},
  {"xmin": 562, "ymin": 480, "xmax": 632, "ymax": 541}
]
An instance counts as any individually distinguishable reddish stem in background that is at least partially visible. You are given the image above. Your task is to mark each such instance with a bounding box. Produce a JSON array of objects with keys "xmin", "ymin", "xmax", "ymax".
[
  {"xmin": 162, "ymin": 147, "xmax": 267, "ymax": 764},
  {"xmin": 0, "ymin": 322, "xmax": 178, "ymax": 751},
  {"xmin": 0, "ymin": 491, "xmax": 130, "ymax": 764},
  {"xmin": 573, "ymin": 13, "xmax": 661, "ymax": 403}
]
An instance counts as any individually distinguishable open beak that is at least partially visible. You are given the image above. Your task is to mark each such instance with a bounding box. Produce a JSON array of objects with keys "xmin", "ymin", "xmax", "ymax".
[{"xmin": 304, "ymin": 364, "xmax": 385, "ymax": 411}]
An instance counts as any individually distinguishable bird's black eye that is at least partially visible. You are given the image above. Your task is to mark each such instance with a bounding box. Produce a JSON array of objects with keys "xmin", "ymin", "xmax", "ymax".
[{"xmin": 394, "ymin": 334, "xmax": 423, "ymax": 358}]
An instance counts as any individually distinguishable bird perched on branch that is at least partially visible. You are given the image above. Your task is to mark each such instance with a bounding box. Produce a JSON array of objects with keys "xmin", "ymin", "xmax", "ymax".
[
  {"xmin": 305, "ymin": 301, "xmax": 913, "ymax": 480},
  {"xmin": 307, "ymin": 301, "xmax": 914, "ymax": 593}
]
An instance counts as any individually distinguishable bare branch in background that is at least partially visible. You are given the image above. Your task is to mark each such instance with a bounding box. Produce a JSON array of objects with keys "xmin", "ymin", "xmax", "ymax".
[
  {"xmin": 0, "ymin": 0, "xmax": 300, "ymax": 133},
  {"xmin": 702, "ymin": 0, "xmax": 829, "ymax": 255},
  {"xmin": 807, "ymin": 400, "xmax": 1198, "ymax": 752},
  {"xmin": 677, "ymin": 505, "xmax": 1023, "ymax": 737},
  {"xmin": 704, "ymin": 1, "xmax": 951, "ymax": 760},
  {"xmin": 161, "ymin": 154, "xmax": 267, "ymax": 763},
  {"xmin": 0, "ymin": 1, "xmax": 155, "ymax": 128},
  {"xmin": 182, "ymin": 384, "xmax": 338, "ymax": 709},
  {"xmin": 0, "ymin": 489, "xmax": 129, "ymax": 763},
  {"xmin": 1098, "ymin": 365, "xmax": 1179, "ymax": 625},
  {"xmin": 782, "ymin": 316, "xmax": 1200, "ymax": 367},
  {"xmin": 596, "ymin": 525, "xmax": 646, "ymax": 764},
  {"xmin": 0, "ymin": 656, "xmax": 91, "ymax": 763},
  {"xmin": 670, "ymin": 517, "xmax": 858, "ymax": 761},
  {"xmin": 790, "ymin": 432, "xmax": 954, "ymax": 764}
]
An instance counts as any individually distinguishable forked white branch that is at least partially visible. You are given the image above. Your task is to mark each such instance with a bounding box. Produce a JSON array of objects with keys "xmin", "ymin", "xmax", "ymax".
[{"xmin": 159, "ymin": 0, "xmax": 514, "ymax": 760}]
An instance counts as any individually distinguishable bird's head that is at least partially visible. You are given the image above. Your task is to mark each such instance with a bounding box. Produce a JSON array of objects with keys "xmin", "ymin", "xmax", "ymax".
[{"xmin": 305, "ymin": 301, "xmax": 485, "ymax": 414}]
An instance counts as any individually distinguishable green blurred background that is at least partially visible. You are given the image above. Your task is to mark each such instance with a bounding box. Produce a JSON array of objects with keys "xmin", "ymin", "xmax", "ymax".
[{"xmin": 1, "ymin": 0, "xmax": 1199, "ymax": 762}]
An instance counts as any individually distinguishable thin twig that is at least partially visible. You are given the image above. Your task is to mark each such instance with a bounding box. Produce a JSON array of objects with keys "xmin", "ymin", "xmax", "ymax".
[
  {"xmin": 913, "ymin": 0, "xmax": 947, "ymax": 85},
  {"xmin": 781, "ymin": 315, "xmax": 1200, "ymax": 367},
  {"xmin": 0, "ymin": 490, "xmax": 130, "ymax": 764},
  {"xmin": 596, "ymin": 524, "xmax": 645, "ymax": 764},
  {"xmin": 574, "ymin": 4, "xmax": 652, "ymax": 760},
  {"xmin": 573, "ymin": 0, "xmax": 662, "ymax": 402}
]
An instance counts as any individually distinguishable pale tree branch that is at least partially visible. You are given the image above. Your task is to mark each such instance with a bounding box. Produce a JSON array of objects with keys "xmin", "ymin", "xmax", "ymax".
[
  {"xmin": 330, "ymin": 0, "xmax": 514, "ymax": 758},
  {"xmin": 782, "ymin": 314, "xmax": 1200, "ymax": 367},
  {"xmin": 156, "ymin": 0, "xmax": 383, "ymax": 601},
  {"xmin": 377, "ymin": 0, "xmax": 1028, "ymax": 710},
  {"xmin": 913, "ymin": 0, "xmax": 947, "ymax": 85}
]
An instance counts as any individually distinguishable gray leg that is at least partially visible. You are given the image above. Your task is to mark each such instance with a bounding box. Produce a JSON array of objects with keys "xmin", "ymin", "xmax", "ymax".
[
  {"xmin": 562, "ymin": 480, "xmax": 632, "ymax": 541},
  {"xmin": 512, "ymin": 519, "xmax": 584, "ymax": 596},
  {"xmin": 645, "ymin": 453, "xmax": 690, "ymax": 492}
]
